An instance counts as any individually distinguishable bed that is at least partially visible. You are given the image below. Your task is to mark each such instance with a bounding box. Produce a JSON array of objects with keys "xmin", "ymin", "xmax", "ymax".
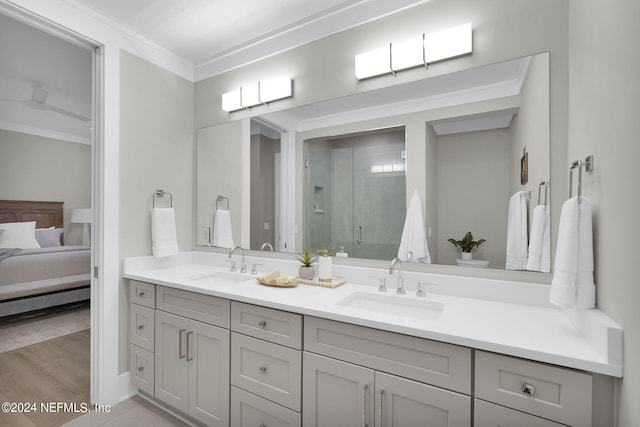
[{"xmin": 0, "ymin": 200, "xmax": 91, "ymax": 317}]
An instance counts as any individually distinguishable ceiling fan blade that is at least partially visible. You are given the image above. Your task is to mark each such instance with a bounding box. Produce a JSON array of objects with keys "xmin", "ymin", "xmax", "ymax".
[
  {"xmin": 48, "ymin": 104, "xmax": 91, "ymax": 122},
  {"xmin": 0, "ymin": 97, "xmax": 25, "ymax": 103}
]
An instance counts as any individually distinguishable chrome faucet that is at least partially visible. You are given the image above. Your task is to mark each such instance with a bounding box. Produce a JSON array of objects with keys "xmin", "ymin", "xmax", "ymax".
[
  {"xmin": 260, "ymin": 242, "xmax": 274, "ymax": 251},
  {"xmin": 228, "ymin": 246, "xmax": 247, "ymax": 273},
  {"xmin": 389, "ymin": 257, "xmax": 405, "ymax": 295}
]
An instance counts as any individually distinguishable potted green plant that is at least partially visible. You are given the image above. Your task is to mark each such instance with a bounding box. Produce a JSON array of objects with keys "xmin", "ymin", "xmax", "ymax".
[
  {"xmin": 296, "ymin": 247, "xmax": 318, "ymax": 279},
  {"xmin": 448, "ymin": 231, "xmax": 486, "ymax": 261}
]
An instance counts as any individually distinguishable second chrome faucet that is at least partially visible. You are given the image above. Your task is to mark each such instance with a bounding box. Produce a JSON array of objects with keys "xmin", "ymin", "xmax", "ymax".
[{"xmin": 389, "ymin": 257, "xmax": 405, "ymax": 295}]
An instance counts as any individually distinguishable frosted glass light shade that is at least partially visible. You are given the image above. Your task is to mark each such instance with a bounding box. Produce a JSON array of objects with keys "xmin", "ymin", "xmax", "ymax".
[
  {"xmin": 355, "ymin": 45, "xmax": 391, "ymax": 79},
  {"xmin": 71, "ymin": 208, "xmax": 92, "ymax": 224},
  {"xmin": 222, "ymin": 89, "xmax": 242, "ymax": 112},
  {"xmin": 260, "ymin": 76, "xmax": 292, "ymax": 102},
  {"xmin": 391, "ymin": 36, "xmax": 424, "ymax": 71},
  {"xmin": 241, "ymin": 82, "xmax": 260, "ymax": 107},
  {"xmin": 423, "ymin": 22, "xmax": 472, "ymax": 64}
]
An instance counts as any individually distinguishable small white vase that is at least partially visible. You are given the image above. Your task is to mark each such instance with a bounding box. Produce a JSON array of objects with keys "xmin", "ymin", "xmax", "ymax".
[
  {"xmin": 299, "ymin": 266, "xmax": 315, "ymax": 280},
  {"xmin": 461, "ymin": 252, "xmax": 472, "ymax": 261}
]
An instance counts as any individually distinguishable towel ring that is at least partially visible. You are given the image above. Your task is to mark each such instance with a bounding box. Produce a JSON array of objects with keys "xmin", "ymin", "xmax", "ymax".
[
  {"xmin": 216, "ymin": 195, "xmax": 229, "ymax": 210},
  {"xmin": 569, "ymin": 156, "xmax": 593, "ymax": 204},
  {"xmin": 538, "ymin": 181, "xmax": 549, "ymax": 206},
  {"xmin": 153, "ymin": 190, "xmax": 173, "ymax": 208}
]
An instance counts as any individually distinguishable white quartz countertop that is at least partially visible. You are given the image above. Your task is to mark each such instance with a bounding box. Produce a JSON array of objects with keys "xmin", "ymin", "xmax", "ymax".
[{"xmin": 123, "ymin": 253, "xmax": 623, "ymax": 378}]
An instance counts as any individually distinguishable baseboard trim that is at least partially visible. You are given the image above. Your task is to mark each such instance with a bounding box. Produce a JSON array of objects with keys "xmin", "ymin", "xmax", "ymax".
[{"xmin": 118, "ymin": 371, "xmax": 138, "ymax": 403}]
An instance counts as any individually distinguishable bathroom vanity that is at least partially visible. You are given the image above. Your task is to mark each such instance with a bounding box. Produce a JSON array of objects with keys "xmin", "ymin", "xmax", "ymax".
[{"xmin": 124, "ymin": 252, "xmax": 622, "ymax": 427}]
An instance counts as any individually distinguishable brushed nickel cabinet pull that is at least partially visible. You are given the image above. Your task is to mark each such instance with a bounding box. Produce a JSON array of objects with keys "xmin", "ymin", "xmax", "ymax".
[
  {"xmin": 186, "ymin": 331, "xmax": 194, "ymax": 361},
  {"xmin": 259, "ymin": 366, "xmax": 267, "ymax": 374},
  {"xmin": 522, "ymin": 383, "xmax": 536, "ymax": 397},
  {"xmin": 362, "ymin": 384, "xmax": 368, "ymax": 427},
  {"xmin": 258, "ymin": 320, "xmax": 267, "ymax": 329},
  {"xmin": 378, "ymin": 389, "xmax": 385, "ymax": 427},
  {"xmin": 178, "ymin": 329, "xmax": 186, "ymax": 359}
]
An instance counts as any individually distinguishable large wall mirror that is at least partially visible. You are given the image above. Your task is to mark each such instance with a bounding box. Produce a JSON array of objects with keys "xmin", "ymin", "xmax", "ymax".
[{"xmin": 196, "ymin": 52, "xmax": 550, "ymax": 273}]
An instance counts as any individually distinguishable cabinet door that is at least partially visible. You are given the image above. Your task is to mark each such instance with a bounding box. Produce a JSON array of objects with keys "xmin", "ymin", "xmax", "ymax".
[
  {"xmin": 474, "ymin": 399, "xmax": 566, "ymax": 427},
  {"xmin": 303, "ymin": 352, "xmax": 374, "ymax": 427},
  {"xmin": 188, "ymin": 319, "xmax": 230, "ymax": 427},
  {"xmin": 155, "ymin": 310, "xmax": 189, "ymax": 413},
  {"xmin": 375, "ymin": 372, "xmax": 470, "ymax": 427}
]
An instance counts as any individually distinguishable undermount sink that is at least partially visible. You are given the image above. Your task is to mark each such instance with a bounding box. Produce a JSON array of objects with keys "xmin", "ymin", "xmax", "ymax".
[
  {"xmin": 337, "ymin": 292, "xmax": 444, "ymax": 321},
  {"xmin": 188, "ymin": 270, "xmax": 253, "ymax": 285}
]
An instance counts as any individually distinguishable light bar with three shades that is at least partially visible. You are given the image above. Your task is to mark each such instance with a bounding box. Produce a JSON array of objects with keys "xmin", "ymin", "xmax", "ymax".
[
  {"xmin": 222, "ymin": 75, "xmax": 293, "ymax": 112},
  {"xmin": 355, "ymin": 22, "xmax": 472, "ymax": 80}
]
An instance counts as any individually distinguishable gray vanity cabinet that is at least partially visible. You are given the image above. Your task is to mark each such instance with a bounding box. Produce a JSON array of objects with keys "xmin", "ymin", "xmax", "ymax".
[
  {"xmin": 303, "ymin": 316, "xmax": 472, "ymax": 427},
  {"xmin": 474, "ymin": 399, "xmax": 566, "ymax": 427},
  {"xmin": 303, "ymin": 352, "xmax": 374, "ymax": 427},
  {"xmin": 154, "ymin": 287, "xmax": 231, "ymax": 427}
]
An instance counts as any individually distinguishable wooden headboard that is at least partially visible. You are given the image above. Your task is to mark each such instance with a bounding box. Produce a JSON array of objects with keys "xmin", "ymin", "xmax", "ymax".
[{"xmin": 0, "ymin": 200, "xmax": 64, "ymax": 244}]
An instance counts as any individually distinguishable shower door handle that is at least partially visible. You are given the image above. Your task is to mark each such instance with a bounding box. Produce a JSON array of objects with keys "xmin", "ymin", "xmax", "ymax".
[{"xmin": 356, "ymin": 225, "xmax": 363, "ymax": 244}]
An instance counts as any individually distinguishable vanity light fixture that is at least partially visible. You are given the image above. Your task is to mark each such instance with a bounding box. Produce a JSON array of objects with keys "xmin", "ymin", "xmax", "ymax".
[
  {"xmin": 355, "ymin": 22, "xmax": 472, "ymax": 80},
  {"xmin": 221, "ymin": 76, "xmax": 293, "ymax": 112}
]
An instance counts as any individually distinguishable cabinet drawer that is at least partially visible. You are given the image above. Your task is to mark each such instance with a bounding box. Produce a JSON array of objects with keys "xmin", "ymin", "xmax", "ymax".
[
  {"xmin": 130, "ymin": 344, "xmax": 154, "ymax": 395},
  {"xmin": 474, "ymin": 399, "xmax": 566, "ymax": 427},
  {"xmin": 231, "ymin": 301, "xmax": 302, "ymax": 349},
  {"xmin": 304, "ymin": 316, "xmax": 471, "ymax": 394},
  {"xmin": 231, "ymin": 386, "xmax": 301, "ymax": 427},
  {"xmin": 156, "ymin": 285, "xmax": 230, "ymax": 328},
  {"xmin": 129, "ymin": 280, "xmax": 155, "ymax": 308},
  {"xmin": 475, "ymin": 350, "xmax": 592, "ymax": 426},
  {"xmin": 231, "ymin": 333, "xmax": 301, "ymax": 411},
  {"xmin": 129, "ymin": 303, "xmax": 154, "ymax": 352}
]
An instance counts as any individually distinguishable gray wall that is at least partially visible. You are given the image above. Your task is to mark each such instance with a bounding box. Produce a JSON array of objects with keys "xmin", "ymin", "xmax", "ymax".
[
  {"xmin": 250, "ymin": 133, "xmax": 279, "ymax": 249},
  {"xmin": 568, "ymin": 1, "xmax": 640, "ymax": 425},
  {"xmin": 0, "ymin": 129, "xmax": 91, "ymax": 245},
  {"xmin": 436, "ymin": 128, "xmax": 510, "ymax": 267},
  {"xmin": 119, "ymin": 51, "xmax": 194, "ymax": 373}
]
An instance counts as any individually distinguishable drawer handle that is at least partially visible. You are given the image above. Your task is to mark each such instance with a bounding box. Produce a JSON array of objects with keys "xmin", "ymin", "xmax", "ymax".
[
  {"xmin": 259, "ymin": 424, "xmax": 267, "ymax": 427},
  {"xmin": 138, "ymin": 324, "xmax": 144, "ymax": 330},
  {"xmin": 138, "ymin": 291, "xmax": 145, "ymax": 297},
  {"xmin": 138, "ymin": 366, "xmax": 144, "ymax": 372},
  {"xmin": 522, "ymin": 383, "xmax": 536, "ymax": 397},
  {"xmin": 258, "ymin": 320, "xmax": 267, "ymax": 329},
  {"xmin": 259, "ymin": 366, "xmax": 267, "ymax": 374}
]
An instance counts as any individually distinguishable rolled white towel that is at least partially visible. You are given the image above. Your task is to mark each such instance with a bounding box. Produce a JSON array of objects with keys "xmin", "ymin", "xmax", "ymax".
[{"xmin": 152, "ymin": 208, "xmax": 179, "ymax": 258}]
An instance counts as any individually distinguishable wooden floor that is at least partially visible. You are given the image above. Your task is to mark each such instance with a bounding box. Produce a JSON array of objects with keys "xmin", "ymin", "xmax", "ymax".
[{"xmin": 0, "ymin": 330, "xmax": 90, "ymax": 427}]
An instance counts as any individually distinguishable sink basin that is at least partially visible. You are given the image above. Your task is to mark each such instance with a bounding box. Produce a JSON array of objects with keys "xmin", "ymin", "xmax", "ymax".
[
  {"xmin": 188, "ymin": 270, "xmax": 253, "ymax": 285},
  {"xmin": 337, "ymin": 292, "xmax": 444, "ymax": 321}
]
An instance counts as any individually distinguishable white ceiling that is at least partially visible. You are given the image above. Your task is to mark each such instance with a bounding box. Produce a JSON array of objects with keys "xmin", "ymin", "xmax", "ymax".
[{"xmin": 0, "ymin": 0, "xmax": 427, "ymax": 143}]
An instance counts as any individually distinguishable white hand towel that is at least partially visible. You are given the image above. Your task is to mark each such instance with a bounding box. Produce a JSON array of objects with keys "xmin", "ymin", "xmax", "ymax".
[
  {"xmin": 152, "ymin": 208, "xmax": 179, "ymax": 258},
  {"xmin": 397, "ymin": 189, "xmax": 431, "ymax": 263},
  {"xmin": 213, "ymin": 209, "xmax": 234, "ymax": 248},
  {"xmin": 505, "ymin": 191, "xmax": 528, "ymax": 270},
  {"xmin": 550, "ymin": 197, "xmax": 595, "ymax": 309},
  {"xmin": 526, "ymin": 205, "xmax": 550, "ymax": 272}
]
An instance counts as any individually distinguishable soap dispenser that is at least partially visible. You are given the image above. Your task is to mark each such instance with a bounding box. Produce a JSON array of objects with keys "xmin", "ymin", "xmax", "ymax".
[{"xmin": 318, "ymin": 248, "xmax": 332, "ymax": 283}]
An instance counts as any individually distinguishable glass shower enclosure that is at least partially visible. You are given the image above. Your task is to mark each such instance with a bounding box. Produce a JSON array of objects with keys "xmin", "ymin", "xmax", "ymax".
[{"xmin": 304, "ymin": 126, "xmax": 406, "ymax": 260}]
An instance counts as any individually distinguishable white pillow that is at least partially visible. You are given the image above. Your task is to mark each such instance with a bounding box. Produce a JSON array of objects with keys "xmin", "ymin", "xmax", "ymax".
[
  {"xmin": 0, "ymin": 221, "xmax": 41, "ymax": 249},
  {"xmin": 35, "ymin": 227, "xmax": 64, "ymax": 247}
]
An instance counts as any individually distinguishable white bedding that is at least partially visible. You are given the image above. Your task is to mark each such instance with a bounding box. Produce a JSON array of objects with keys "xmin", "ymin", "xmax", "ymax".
[{"xmin": 0, "ymin": 246, "xmax": 91, "ymax": 301}]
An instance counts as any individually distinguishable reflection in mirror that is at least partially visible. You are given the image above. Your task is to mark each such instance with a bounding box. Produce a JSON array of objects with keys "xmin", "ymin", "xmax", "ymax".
[
  {"xmin": 196, "ymin": 52, "xmax": 550, "ymax": 273},
  {"xmin": 250, "ymin": 118, "xmax": 282, "ymax": 251},
  {"xmin": 304, "ymin": 127, "xmax": 406, "ymax": 260}
]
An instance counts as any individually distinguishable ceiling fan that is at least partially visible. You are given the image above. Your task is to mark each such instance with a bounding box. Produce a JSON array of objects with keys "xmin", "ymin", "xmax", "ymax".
[{"xmin": 0, "ymin": 85, "xmax": 91, "ymax": 122}]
